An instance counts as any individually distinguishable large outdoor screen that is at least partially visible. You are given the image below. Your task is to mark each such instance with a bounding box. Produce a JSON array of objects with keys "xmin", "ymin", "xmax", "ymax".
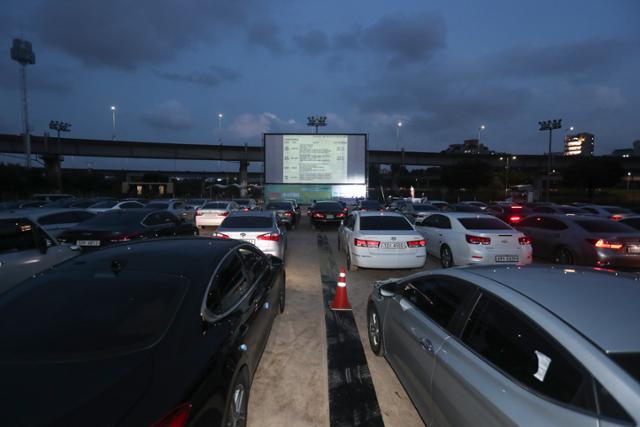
[{"xmin": 264, "ymin": 134, "xmax": 366, "ymax": 184}]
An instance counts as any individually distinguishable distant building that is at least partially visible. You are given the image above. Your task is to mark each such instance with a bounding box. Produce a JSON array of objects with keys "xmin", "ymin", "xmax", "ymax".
[
  {"xmin": 442, "ymin": 138, "xmax": 491, "ymax": 155},
  {"xmin": 564, "ymin": 132, "xmax": 594, "ymax": 156},
  {"xmin": 612, "ymin": 140, "xmax": 640, "ymax": 158}
]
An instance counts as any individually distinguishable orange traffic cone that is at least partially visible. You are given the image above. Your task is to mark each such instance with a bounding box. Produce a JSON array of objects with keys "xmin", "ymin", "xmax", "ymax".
[{"xmin": 330, "ymin": 267, "xmax": 352, "ymax": 311}]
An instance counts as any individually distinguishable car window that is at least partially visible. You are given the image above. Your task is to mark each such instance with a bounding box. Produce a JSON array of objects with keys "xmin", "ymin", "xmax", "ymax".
[
  {"xmin": 461, "ymin": 293, "xmax": 595, "ymax": 413},
  {"xmin": 73, "ymin": 211, "xmax": 95, "ymax": 222},
  {"xmin": 174, "ymin": 202, "xmax": 184, "ymax": 209},
  {"xmin": 359, "ymin": 216, "xmax": 413, "ymax": 231},
  {"xmin": 429, "ymin": 214, "xmax": 451, "ymax": 229},
  {"xmin": 146, "ymin": 202, "xmax": 169, "ymax": 210},
  {"xmin": 403, "ymin": 276, "xmax": 477, "ymax": 333},
  {"xmin": 158, "ymin": 212, "xmax": 178, "ymax": 224},
  {"xmin": 120, "ymin": 202, "xmax": 142, "ymax": 209},
  {"xmin": 38, "ymin": 212, "xmax": 77, "ymax": 225},
  {"xmin": 91, "ymin": 200, "xmax": 118, "ymax": 209},
  {"xmin": 574, "ymin": 219, "xmax": 636, "ymax": 233},
  {"xmin": 221, "ymin": 216, "xmax": 274, "ymax": 228},
  {"xmin": 457, "ymin": 217, "xmax": 511, "ymax": 230},
  {"xmin": 266, "ymin": 202, "xmax": 294, "ymax": 210},
  {"xmin": 207, "ymin": 252, "xmax": 251, "ymax": 315},
  {"xmin": 581, "ymin": 207, "xmax": 598, "ymax": 214},
  {"xmin": 203, "ymin": 202, "xmax": 229, "ymax": 209},
  {"xmin": 517, "ymin": 216, "xmax": 542, "ymax": 228},
  {"xmin": 237, "ymin": 246, "xmax": 267, "ymax": 283},
  {"xmin": 421, "ymin": 215, "xmax": 439, "ymax": 227},
  {"xmin": 143, "ymin": 213, "xmax": 164, "ymax": 226},
  {"xmin": 538, "ymin": 217, "xmax": 568, "ymax": 231},
  {"xmin": 487, "ymin": 206, "xmax": 504, "ymax": 214},
  {"xmin": 413, "ymin": 204, "xmax": 438, "ymax": 212},
  {"xmin": 0, "ymin": 219, "xmax": 38, "ymax": 255},
  {"xmin": 595, "ymin": 381, "xmax": 634, "ymax": 424}
]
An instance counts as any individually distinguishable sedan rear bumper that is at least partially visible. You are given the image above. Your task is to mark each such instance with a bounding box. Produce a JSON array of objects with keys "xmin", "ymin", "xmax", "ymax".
[{"xmin": 353, "ymin": 251, "xmax": 426, "ymax": 269}]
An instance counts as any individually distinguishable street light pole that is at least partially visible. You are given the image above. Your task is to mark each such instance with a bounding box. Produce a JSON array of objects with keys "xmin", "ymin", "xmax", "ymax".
[
  {"xmin": 627, "ymin": 172, "xmax": 632, "ymax": 191},
  {"xmin": 396, "ymin": 121, "xmax": 403, "ymax": 150},
  {"xmin": 538, "ymin": 119, "xmax": 562, "ymax": 202},
  {"xmin": 110, "ymin": 106, "xmax": 117, "ymax": 140},
  {"xmin": 500, "ymin": 155, "xmax": 517, "ymax": 198},
  {"xmin": 306, "ymin": 116, "xmax": 327, "ymax": 133}
]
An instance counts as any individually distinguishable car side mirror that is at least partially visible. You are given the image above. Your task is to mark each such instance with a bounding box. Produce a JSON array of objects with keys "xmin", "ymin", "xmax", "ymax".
[{"xmin": 379, "ymin": 283, "xmax": 396, "ymax": 298}]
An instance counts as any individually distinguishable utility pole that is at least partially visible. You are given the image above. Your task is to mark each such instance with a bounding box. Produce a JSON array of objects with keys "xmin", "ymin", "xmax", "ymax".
[
  {"xmin": 10, "ymin": 39, "xmax": 36, "ymax": 169},
  {"xmin": 110, "ymin": 106, "xmax": 117, "ymax": 140},
  {"xmin": 538, "ymin": 119, "xmax": 562, "ymax": 202}
]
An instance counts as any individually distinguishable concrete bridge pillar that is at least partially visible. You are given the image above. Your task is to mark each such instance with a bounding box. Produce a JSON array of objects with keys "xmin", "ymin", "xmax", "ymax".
[
  {"xmin": 239, "ymin": 159, "xmax": 249, "ymax": 197},
  {"xmin": 42, "ymin": 153, "xmax": 63, "ymax": 192}
]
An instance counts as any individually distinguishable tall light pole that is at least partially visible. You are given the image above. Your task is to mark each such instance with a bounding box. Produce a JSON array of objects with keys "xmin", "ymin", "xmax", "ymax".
[
  {"xmin": 11, "ymin": 39, "xmax": 36, "ymax": 169},
  {"xmin": 500, "ymin": 155, "xmax": 517, "ymax": 198},
  {"xmin": 477, "ymin": 124, "xmax": 485, "ymax": 143},
  {"xmin": 306, "ymin": 116, "xmax": 327, "ymax": 133},
  {"xmin": 627, "ymin": 171, "xmax": 632, "ymax": 191},
  {"xmin": 110, "ymin": 106, "xmax": 117, "ymax": 140},
  {"xmin": 396, "ymin": 121, "xmax": 403, "ymax": 150},
  {"xmin": 218, "ymin": 112, "xmax": 223, "ymax": 129},
  {"xmin": 538, "ymin": 119, "xmax": 563, "ymax": 202}
]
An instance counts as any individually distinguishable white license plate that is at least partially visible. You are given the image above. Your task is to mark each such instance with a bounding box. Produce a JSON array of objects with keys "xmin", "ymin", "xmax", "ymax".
[
  {"xmin": 242, "ymin": 239, "xmax": 256, "ymax": 244},
  {"xmin": 627, "ymin": 245, "xmax": 640, "ymax": 254},
  {"xmin": 76, "ymin": 240, "xmax": 100, "ymax": 247},
  {"xmin": 326, "ymin": 215, "xmax": 334, "ymax": 219},
  {"xmin": 382, "ymin": 242, "xmax": 407, "ymax": 249},
  {"xmin": 496, "ymin": 255, "xmax": 518, "ymax": 262}
]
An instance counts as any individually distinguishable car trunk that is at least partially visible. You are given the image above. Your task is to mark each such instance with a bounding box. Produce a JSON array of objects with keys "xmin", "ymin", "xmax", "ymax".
[
  {"xmin": 588, "ymin": 233, "xmax": 640, "ymax": 255},
  {"xmin": 61, "ymin": 227, "xmax": 136, "ymax": 248},
  {"xmin": 221, "ymin": 229, "xmax": 274, "ymax": 245},
  {"xmin": 358, "ymin": 230, "xmax": 424, "ymax": 254}
]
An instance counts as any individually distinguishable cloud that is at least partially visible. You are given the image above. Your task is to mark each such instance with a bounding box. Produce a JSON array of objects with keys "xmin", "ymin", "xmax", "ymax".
[
  {"xmin": 294, "ymin": 30, "xmax": 330, "ymax": 55},
  {"xmin": 155, "ymin": 66, "xmax": 241, "ymax": 87},
  {"xmin": 141, "ymin": 100, "xmax": 193, "ymax": 131},
  {"xmin": 229, "ymin": 112, "xmax": 296, "ymax": 139},
  {"xmin": 247, "ymin": 20, "xmax": 286, "ymax": 53},
  {"xmin": 32, "ymin": 0, "xmax": 263, "ymax": 69},
  {"xmin": 0, "ymin": 59, "xmax": 72, "ymax": 93}
]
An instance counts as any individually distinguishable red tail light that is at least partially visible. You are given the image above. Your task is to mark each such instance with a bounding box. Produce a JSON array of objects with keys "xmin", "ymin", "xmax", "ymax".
[
  {"xmin": 195, "ymin": 209, "xmax": 203, "ymax": 216},
  {"xmin": 343, "ymin": 208, "xmax": 348, "ymax": 212},
  {"xmin": 242, "ymin": 208, "xmax": 250, "ymax": 212},
  {"xmin": 211, "ymin": 232, "xmax": 230, "ymax": 239},
  {"xmin": 466, "ymin": 234, "xmax": 491, "ymax": 245},
  {"xmin": 110, "ymin": 232, "xmax": 141, "ymax": 242},
  {"xmin": 509, "ymin": 216, "xmax": 521, "ymax": 223},
  {"xmin": 512, "ymin": 205, "xmax": 523, "ymax": 209},
  {"xmin": 258, "ymin": 233, "xmax": 280, "ymax": 241},
  {"xmin": 219, "ymin": 211, "xmax": 230, "ymax": 217},
  {"xmin": 379, "ymin": 208, "xmax": 384, "ymax": 212},
  {"xmin": 150, "ymin": 403, "xmax": 192, "ymax": 427},
  {"xmin": 361, "ymin": 208, "xmax": 368, "ymax": 211},
  {"xmin": 336, "ymin": 212, "xmax": 345, "ymax": 218},
  {"xmin": 284, "ymin": 211, "xmax": 294, "ymax": 217},
  {"xmin": 313, "ymin": 212, "xmax": 325, "ymax": 218},
  {"xmin": 407, "ymin": 239, "xmax": 426, "ymax": 247},
  {"xmin": 354, "ymin": 238, "xmax": 380, "ymax": 248},
  {"xmin": 588, "ymin": 238, "xmax": 624, "ymax": 250},
  {"xmin": 609, "ymin": 214, "xmax": 623, "ymax": 221},
  {"xmin": 518, "ymin": 236, "xmax": 532, "ymax": 245}
]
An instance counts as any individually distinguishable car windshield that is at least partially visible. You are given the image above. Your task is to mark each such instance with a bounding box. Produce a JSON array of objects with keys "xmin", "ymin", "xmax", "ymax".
[
  {"xmin": 313, "ymin": 202, "xmax": 342, "ymax": 211},
  {"xmin": 609, "ymin": 353, "xmax": 640, "ymax": 384},
  {"xmin": 0, "ymin": 270, "xmax": 188, "ymax": 361},
  {"xmin": 79, "ymin": 212, "xmax": 146, "ymax": 227},
  {"xmin": 360, "ymin": 200, "xmax": 382, "ymax": 209},
  {"xmin": 574, "ymin": 220, "xmax": 636, "ymax": 233},
  {"xmin": 458, "ymin": 217, "xmax": 512, "ymax": 230},
  {"xmin": 413, "ymin": 204, "xmax": 437, "ymax": 212},
  {"xmin": 203, "ymin": 202, "xmax": 229, "ymax": 209},
  {"xmin": 91, "ymin": 200, "xmax": 118, "ymax": 208},
  {"xmin": 266, "ymin": 202, "xmax": 293, "ymax": 210},
  {"xmin": 221, "ymin": 216, "xmax": 273, "ymax": 228},
  {"xmin": 146, "ymin": 203, "xmax": 169, "ymax": 210},
  {"xmin": 360, "ymin": 216, "xmax": 413, "ymax": 231},
  {"xmin": 0, "ymin": 219, "xmax": 37, "ymax": 255}
]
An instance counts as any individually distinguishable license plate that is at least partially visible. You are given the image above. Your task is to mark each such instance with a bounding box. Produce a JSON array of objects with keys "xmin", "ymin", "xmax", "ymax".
[
  {"xmin": 496, "ymin": 255, "xmax": 518, "ymax": 262},
  {"xmin": 76, "ymin": 240, "xmax": 100, "ymax": 247},
  {"xmin": 382, "ymin": 242, "xmax": 407, "ymax": 249},
  {"xmin": 627, "ymin": 245, "xmax": 640, "ymax": 254},
  {"xmin": 326, "ymin": 215, "xmax": 334, "ymax": 219},
  {"xmin": 242, "ymin": 239, "xmax": 256, "ymax": 244}
]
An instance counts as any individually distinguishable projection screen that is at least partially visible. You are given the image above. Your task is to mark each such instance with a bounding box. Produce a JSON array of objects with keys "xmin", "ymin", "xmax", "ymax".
[{"xmin": 264, "ymin": 133, "xmax": 367, "ymax": 184}]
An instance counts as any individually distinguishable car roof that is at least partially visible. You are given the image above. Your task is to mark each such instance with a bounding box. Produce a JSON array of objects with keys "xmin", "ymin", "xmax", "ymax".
[
  {"xmin": 0, "ymin": 208, "xmax": 91, "ymax": 220},
  {"xmin": 466, "ymin": 265, "xmax": 640, "ymax": 353},
  {"xmin": 357, "ymin": 211, "xmax": 405, "ymax": 218},
  {"xmin": 435, "ymin": 212, "xmax": 496, "ymax": 219},
  {"xmin": 227, "ymin": 211, "xmax": 274, "ymax": 218}
]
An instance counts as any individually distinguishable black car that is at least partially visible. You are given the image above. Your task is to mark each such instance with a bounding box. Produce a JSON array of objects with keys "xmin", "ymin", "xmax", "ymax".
[
  {"xmin": 486, "ymin": 204, "xmax": 532, "ymax": 226},
  {"xmin": 308, "ymin": 201, "xmax": 346, "ymax": 228},
  {"xmin": 451, "ymin": 203, "xmax": 485, "ymax": 213},
  {"xmin": 0, "ymin": 238, "xmax": 285, "ymax": 427},
  {"xmin": 58, "ymin": 209, "xmax": 197, "ymax": 249},
  {"xmin": 354, "ymin": 199, "xmax": 384, "ymax": 212},
  {"xmin": 264, "ymin": 201, "xmax": 298, "ymax": 229}
]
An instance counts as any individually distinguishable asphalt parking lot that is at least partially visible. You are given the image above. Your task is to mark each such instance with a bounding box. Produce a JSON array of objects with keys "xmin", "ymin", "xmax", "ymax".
[{"xmin": 248, "ymin": 214, "xmax": 438, "ymax": 427}]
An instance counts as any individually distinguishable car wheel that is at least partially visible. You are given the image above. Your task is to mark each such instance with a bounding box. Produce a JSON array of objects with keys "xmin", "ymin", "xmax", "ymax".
[
  {"xmin": 279, "ymin": 275, "xmax": 286, "ymax": 314},
  {"xmin": 222, "ymin": 367, "xmax": 250, "ymax": 427},
  {"xmin": 347, "ymin": 250, "xmax": 359, "ymax": 271},
  {"xmin": 554, "ymin": 247, "xmax": 575, "ymax": 265},
  {"xmin": 367, "ymin": 304, "xmax": 384, "ymax": 356},
  {"xmin": 440, "ymin": 245, "xmax": 454, "ymax": 268}
]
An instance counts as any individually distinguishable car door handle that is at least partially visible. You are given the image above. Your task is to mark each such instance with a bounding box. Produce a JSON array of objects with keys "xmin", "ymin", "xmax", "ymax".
[{"xmin": 419, "ymin": 337, "xmax": 434, "ymax": 353}]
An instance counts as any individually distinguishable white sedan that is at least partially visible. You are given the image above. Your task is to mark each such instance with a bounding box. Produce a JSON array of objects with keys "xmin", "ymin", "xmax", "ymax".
[
  {"xmin": 87, "ymin": 200, "xmax": 145, "ymax": 214},
  {"xmin": 212, "ymin": 211, "xmax": 286, "ymax": 260},
  {"xmin": 338, "ymin": 211, "xmax": 426, "ymax": 270},
  {"xmin": 195, "ymin": 201, "xmax": 239, "ymax": 232},
  {"xmin": 416, "ymin": 212, "xmax": 532, "ymax": 268}
]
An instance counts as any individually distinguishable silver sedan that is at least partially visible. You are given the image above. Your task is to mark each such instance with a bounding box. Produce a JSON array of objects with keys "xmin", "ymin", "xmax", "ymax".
[{"xmin": 367, "ymin": 266, "xmax": 640, "ymax": 426}]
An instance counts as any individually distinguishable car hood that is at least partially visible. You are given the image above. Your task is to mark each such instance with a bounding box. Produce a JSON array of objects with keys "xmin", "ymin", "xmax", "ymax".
[{"xmin": 0, "ymin": 350, "xmax": 153, "ymax": 427}]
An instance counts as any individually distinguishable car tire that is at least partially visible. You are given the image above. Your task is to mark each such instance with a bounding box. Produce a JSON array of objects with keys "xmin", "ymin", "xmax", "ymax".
[
  {"xmin": 440, "ymin": 245, "xmax": 454, "ymax": 268},
  {"xmin": 554, "ymin": 247, "xmax": 575, "ymax": 265},
  {"xmin": 222, "ymin": 366, "xmax": 250, "ymax": 427},
  {"xmin": 279, "ymin": 274, "xmax": 286, "ymax": 314},
  {"xmin": 347, "ymin": 250, "xmax": 359, "ymax": 271},
  {"xmin": 367, "ymin": 304, "xmax": 384, "ymax": 356}
]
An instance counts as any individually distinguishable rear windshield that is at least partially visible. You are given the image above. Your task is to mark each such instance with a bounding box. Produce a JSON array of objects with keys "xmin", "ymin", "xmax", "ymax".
[
  {"xmin": 361, "ymin": 200, "xmax": 382, "ymax": 209},
  {"xmin": 0, "ymin": 219, "xmax": 37, "ymax": 255},
  {"xmin": 360, "ymin": 216, "xmax": 413, "ymax": 231},
  {"xmin": 233, "ymin": 200, "xmax": 251, "ymax": 206},
  {"xmin": 266, "ymin": 202, "xmax": 292, "ymax": 210},
  {"xmin": 80, "ymin": 212, "xmax": 146, "ymax": 227},
  {"xmin": 454, "ymin": 205, "xmax": 483, "ymax": 212},
  {"xmin": 313, "ymin": 202, "xmax": 342, "ymax": 210},
  {"xmin": 221, "ymin": 216, "xmax": 273, "ymax": 228},
  {"xmin": 186, "ymin": 199, "xmax": 206, "ymax": 205},
  {"xmin": 203, "ymin": 202, "xmax": 228, "ymax": 209},
  {"xmin": 91, "ymin": 201, "xmax": 118, "ymax": 208},
  {"xmin": 610, "ymin": 353, "xmax": 640, "ymax": 384},
  {"xmin": 574, "ymin": 220, "xmax": 636, "ymax": 233},
  {"xmin": 146, "ymin": 203, "xmax": 169, "ymax": 210},
  {"xmin": 0, "ymin": 271, "xmax": 188, "ymax": 361},
  {"xmin": 413, "ymin": 204, "xmax": 438, "ymax": 212},
  {"xmin": 559, "ymin": 207, "xmax": 585, "ymax": 214},
  {"xmin": 458, "ymin": 217, "xmax": 511, "ymax": 230},
  {"xmin": 604, "ymin": 207, "xmax": 632, "ymax": 214}
]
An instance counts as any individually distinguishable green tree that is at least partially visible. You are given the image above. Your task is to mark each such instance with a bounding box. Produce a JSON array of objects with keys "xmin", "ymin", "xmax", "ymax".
[{"xmin": 562, "ymin": 157, "xmax": 622, "ymax": 200}]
